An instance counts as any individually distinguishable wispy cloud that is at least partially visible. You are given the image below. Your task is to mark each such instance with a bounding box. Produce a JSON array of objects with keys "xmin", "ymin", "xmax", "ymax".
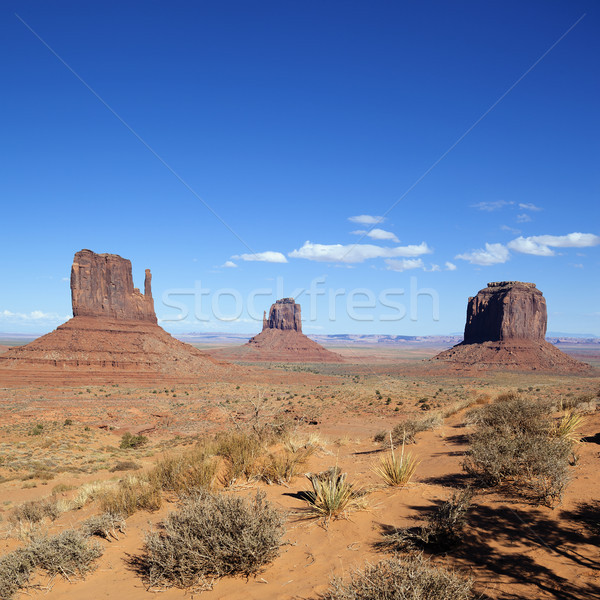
[
  {"xmin": 232, "ymin": 251, "xmax": 288, "ymax": 263},
  {"xmin": 500, "ymin": 225, "xmax": 521, "ymax": 234},
  {"xmin": 471, "ymin": 200, "xmax": 514, "ymax": 211},
  {"xmin": 519, "ymin": 202, "xmax": 542, "ymax": 211},
  {"xmin": 351, "ymin": 228, "xmax": 399, "ymax": 242},
  {"xmin": 516, "ymin": 213, "xmax": 532, "ymax": 223},
  {"xmin": 221, "ymin": 260, "xmax": 238, "ymax": 268},
  {"xmin": 348, "ymin": 214, "xmax": 385, "ymax": 225},
  {"xmin": 385, "ymin": 258, "xmax": 425, "ymax": 272},
  {"xmin": 445, "ymin": 261, "xmax": 457, "ymax": 271},
  {"xmin": 0, "ymin": 309, "xmax": 69, "ymax": 322},
  {"xmin": 455, "ymin": 243, "xmax": 510, "ymax": 266},
  {"xmin": 508, "ymin": 232, "xmax": 600, "ymax": 256},
  {"xmin": 289, "ymin": 241, "xmax": 431, "ymax": 263}
]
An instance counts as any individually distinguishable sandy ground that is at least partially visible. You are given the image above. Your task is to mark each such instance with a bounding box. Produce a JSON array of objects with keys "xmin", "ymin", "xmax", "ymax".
[{"xmin": 0, "ymin": 345, "xmax": 598, "ymax": 599}]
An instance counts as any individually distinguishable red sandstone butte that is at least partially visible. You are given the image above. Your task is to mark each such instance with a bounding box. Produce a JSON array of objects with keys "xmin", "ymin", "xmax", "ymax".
[
  {"xmin": 217, "ymin": 298, "xmax": 343, "ymax": 363},
  {"xmin": 0, "ymin": 250, "xmax": 231, "ymax": 378},
  {"xmin": 432, "ymin": 281, "xmax": 591, "ymax": 373}
]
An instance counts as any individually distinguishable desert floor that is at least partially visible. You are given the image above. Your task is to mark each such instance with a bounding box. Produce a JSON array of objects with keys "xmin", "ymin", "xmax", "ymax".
[{"xmin": 0, "ymin": 343, "xmax": 599, "ymax": 599}]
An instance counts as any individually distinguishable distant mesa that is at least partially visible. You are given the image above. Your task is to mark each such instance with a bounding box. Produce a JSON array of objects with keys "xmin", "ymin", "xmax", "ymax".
[
  {"xmin": 432, "ymin": 281, "xmax": 591, "ymax": 373},
  {"xmin": 0, "ymin": 249, "xmax": 231, "ymax": 379},
  {"xmin": 215, "ymin": 298, "xmax": 343, "ymax": 363}
]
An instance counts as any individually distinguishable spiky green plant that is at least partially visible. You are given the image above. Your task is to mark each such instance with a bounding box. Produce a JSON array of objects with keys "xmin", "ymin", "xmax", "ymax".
[
  {"xmin": 552, "ymin": 412, "xmax": 585, "ymax": 443},
  {"xmin": 302, "ymin": 467, "xmax": 366, "ymax": 524},
  {"xmin": 373, "ymin": 434, "xmax": 418, "ymax": 487}
]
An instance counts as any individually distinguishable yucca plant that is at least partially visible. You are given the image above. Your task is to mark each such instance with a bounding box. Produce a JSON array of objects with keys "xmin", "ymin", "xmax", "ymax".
[
  {"xmin": 552, "ymin": 412, "xmax": 585, "ymax": 443},
  {"xmin": 373, "ymin": 433, "xmax": 418, "ymax": 487},
  {"xmin": 302, "ymin": 467, "xmax": 366, "ymax": 524}
]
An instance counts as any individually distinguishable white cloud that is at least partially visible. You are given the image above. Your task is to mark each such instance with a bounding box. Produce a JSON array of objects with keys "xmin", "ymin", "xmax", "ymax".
[
  {"xmin": 425, "ymin": 264, "xmax": 441, "ymax": 272},
  {"xmin": 471, "ymin": 200, "xmax": 513, "ymax": 211},
  {"xmin": 351, "ymin": 228, "xmax": 399, "ymax": 242},
  {"xmin": 232, "ymin": 251, "xmax": 288, "ymax": 263},
  {"xmin": 516, "ymin": 213, "xmax": 532, "ymax": 223},
  {"xmin": 508, "ymin": 232, "xmax": 600, "ymax": 256},
  {"xmin": 385, "ymin": 258, "xmax": 424, "ymax": 272},
  {"xmin": 455, "ymin": 243, "xmax": 510, "ymax": 266},
  {"xmin": 518, "ymin": 202, "xmax": 542, "ymax": 211},
  {"xmin": 500, "ymin": 225, "xmax": 521, "ymax": 234},
  {"xmin": 445, "ymin": 261, "xmax": 457, "ymax": 271},
  {"xmin": 348, "ymin": 215, "xmax": 385, "ymax": 225},
  {"xmin": 222, "ymin": 261, "xmax": 238, "ymax": 268},
  {"xmin": 289, "ymin": 241, "xmax": 431, "ymax": 263},
  {"xmin": 0, "ymin": 309, "xmax": 69, "ymax": 322}
]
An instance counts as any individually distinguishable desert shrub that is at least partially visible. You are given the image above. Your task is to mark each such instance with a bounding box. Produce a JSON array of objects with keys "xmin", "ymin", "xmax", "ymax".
[
  {"xmin": 321, "ymin": 554, "xmax": 473, "ymax": 600},
  {"xmin": 139, "ymin": 490, "xmax": 284, "ymax": 589},
  {"xmin": 0, "ymin": 550, "xmax": 34, "ymax": 599},
  {"xmin": 302, "ymin": 467, "xmax": 367, "ymax": 523},
  {"xmin": 82, "ymin": 512, "xmax": 126, "ymax": 540},
  {"xmin": 215, "ymin": 431, "xmax": 264, "ymax": 485},
  {"xmin": 373, "ymin": 440, "xmax": 418, "ymax": 487},
  {"xmin": 380, "ymin": 488, "xmax": 473, "ymax": 552},
  {"xmin": 26, "ymin": 529, "xmax": 103, "ymax": 577},
  {"xmin": 388, "ymin": 413, "xmax": 443, "ymax": 446},
  {"xmin": 99, "ymin": 476, "xmax": 162, "ymax": 517},
  {"xmin": 148, "ymin": 450, "xmax": 217, "ymax": 494},
  {"xmin": 0, "ymin": 530, "xmax": 103, "ymax": 599},
  {"xmin": 463, "ymin": 395, "xmax": 572, "ymax": 504},
  {"xmin": 109, "ymin": 460, "xmax": 142, "ymax": 472},
  {"xmin": 10, "ymin": 498, "xmax": 61, "ymax": 524},
  {"xmin": 120, "ymin": 432, "xmax": 148, "ymax": 449},
  {"xmin": 261, "ymin": 446, "xmax": 314, "ymax": 485}
]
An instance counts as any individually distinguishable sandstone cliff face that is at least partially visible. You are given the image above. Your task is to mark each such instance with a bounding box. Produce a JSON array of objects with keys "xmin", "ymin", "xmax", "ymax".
[
  {"xmin": 464, "ymin": 281, "xmax": 546, "ymax": 344},
  {"xmin": 263, "ymin": 298, "xmax": 302, "ymax": 332},
  {"xmin": 71, "ymin": 250, "xmax": 156, "ymax": 323}
]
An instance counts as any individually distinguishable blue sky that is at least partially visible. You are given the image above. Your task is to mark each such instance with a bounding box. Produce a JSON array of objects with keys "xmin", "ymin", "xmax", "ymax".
[{"xmin": 1, "ymin": 1, "xmax": 598, "ymax": 336}]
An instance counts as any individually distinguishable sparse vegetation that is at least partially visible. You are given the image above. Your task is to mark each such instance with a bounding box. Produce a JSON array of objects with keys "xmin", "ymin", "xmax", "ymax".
[
  {"xmin": 302, "ymin": 467, "xmax": 367, "ymax": 523},
  {"xmin": 0, "ymin": 529, "xmax": 103, "ymax": 599},
  {"xmin": 99, "ymin": 475, "xmax": 162, "ymax": 516},
  {"xmin": 463, "ymin": 395, "xmax": 573, "ymax": 505},
  {"xmin": 261, "ymin": 446, "xmax": 314, "ymax": 485},
  {"xmin": 373, "ymin": 435, "xmax": 418, "ymax": 487},
  {"xmin": 82, "ymin": 512, "xmax": 126, "ymax": 540},
  {"xmin": 379, "ymin": 488, "xmax": 473, "ymax": 552},
  {"xmin": 139, "ymin": 490, "xmax": 285, "ymax": 589},
  {"xmin": 10, "ymin": 498, "xmax": 61, "ymax": 524},
  {"xmin": 148, "ymin": 448, "xmax": 218, "ymax": 494},
  {"xmin": 119, "ymin": 432, "xmax": 148, "ymax": 449},
  {"xmin": 321, "ymin": 554, "xmax": 473, "ymax": 600},
  {"xmin": 375, "ymin": 413, "xmax": 443, "ymax": 446}
]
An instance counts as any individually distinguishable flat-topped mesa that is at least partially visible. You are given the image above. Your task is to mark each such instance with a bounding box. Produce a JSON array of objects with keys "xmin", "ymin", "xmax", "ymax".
[
  {"xmin": 464, "ymin": 281, "xmax": 546, "ymax": 344},
  {"xmin": 71, "ymin": 249, "xmax": 157, "ymax": 323},
  {"xmin": 262, "ymin": 298, "xmax": 302, "ymax": 332}
]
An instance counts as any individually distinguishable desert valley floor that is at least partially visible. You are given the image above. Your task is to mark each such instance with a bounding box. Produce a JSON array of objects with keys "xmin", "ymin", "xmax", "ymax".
[{"xmin": 0, "ymin": 342, "xmax": 599, "ymax": 600}]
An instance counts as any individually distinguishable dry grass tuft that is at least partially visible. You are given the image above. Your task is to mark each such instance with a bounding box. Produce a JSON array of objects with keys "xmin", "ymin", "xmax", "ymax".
[
  {"xmin": 9, "ymin": 498, "xmax": 61, "ymax": 525},
  {"xmin": 99, "ymin": 475, "xmax": 162, "ymax": 517},
  {"xmin": 82, "ymin": 512, "xmax": 127, "ymax": 541}
]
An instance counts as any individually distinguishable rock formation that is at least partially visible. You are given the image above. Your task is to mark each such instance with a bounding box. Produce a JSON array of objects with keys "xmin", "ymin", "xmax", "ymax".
[
  {"xmin": 0, "ymin": 250, "xmax": 233, "ymax": 380},
  {"xmin": 463, "ymin": 281, "xmax": 546, "ymax": 343},
  {"xmin": 71, "ymin": 250, "xmax": 156, "ymax": 322},
  {"xmin": 214, "ymin": 298, "xmax": 343, "ymax": 363},
  {"xmin": 432, "ymin": 281, "xmax": 591, "ymax": 372},
  {"xmin": 262, "ymin": 298, "xmax": 302, "ymax": 332}
]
